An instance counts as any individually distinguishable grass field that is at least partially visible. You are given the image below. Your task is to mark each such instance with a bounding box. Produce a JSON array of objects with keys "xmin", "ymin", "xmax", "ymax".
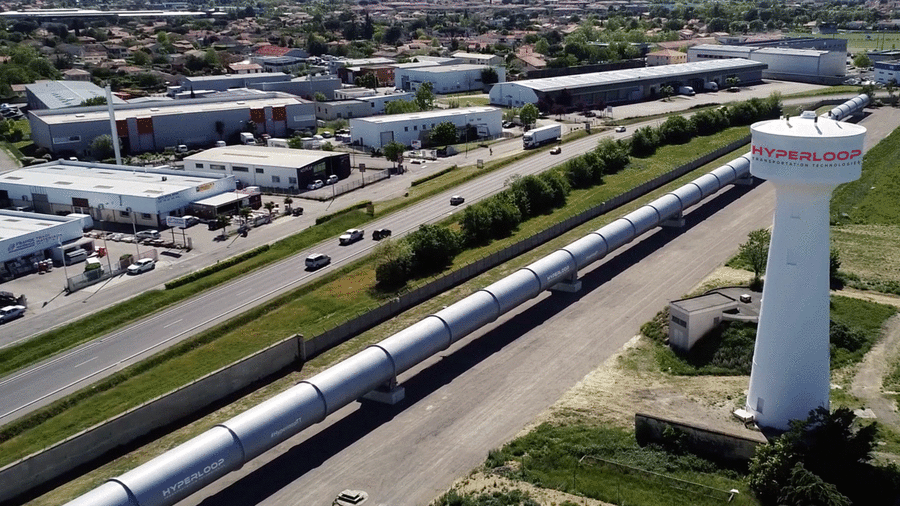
[{"xmin": 785, "ymin": 31, "xmax": 900, "ymax": 53}]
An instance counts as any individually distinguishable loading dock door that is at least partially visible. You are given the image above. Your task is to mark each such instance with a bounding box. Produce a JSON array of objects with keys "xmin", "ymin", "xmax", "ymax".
[
  {"xmin": 379, "ymin": 131, "xmax": 394, "ymax": 147},
  {"xmin": 31, "ymin": 193, "xmax": 50, "ymax": 214}
]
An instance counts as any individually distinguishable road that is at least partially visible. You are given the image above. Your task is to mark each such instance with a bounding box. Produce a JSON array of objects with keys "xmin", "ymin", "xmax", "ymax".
[
  {"xmin": 174, "ymin": 102, "xmax": 897, "ymax": 506},
  {"xmin": 0, "ymin": 83, "xmax": 875, "ymax": 427}
]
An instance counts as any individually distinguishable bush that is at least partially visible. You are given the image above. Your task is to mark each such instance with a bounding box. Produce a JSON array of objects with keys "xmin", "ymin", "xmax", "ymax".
[
  {"xmin": 407, "ymin": 224, "xmax": 462, "ymax": 276},
  {"xmin": 629, "ymin": 125, "xmax": 660, "ymax": 157}
]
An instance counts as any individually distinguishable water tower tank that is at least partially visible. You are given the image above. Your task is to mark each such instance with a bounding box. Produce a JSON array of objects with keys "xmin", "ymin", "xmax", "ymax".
[{"xmin": 746, "ymin": 111, "xmax": 866, "ymax": 430}]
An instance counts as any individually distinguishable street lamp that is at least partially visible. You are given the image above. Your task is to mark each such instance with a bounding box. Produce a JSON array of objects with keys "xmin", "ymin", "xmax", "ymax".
[
  {"xmin": 58, "ymin": 235, "xmax": 69, "ymax": 285},
  {"xmin": 126, "ymin": 207, "xmax": 140, "ymax": 258}
]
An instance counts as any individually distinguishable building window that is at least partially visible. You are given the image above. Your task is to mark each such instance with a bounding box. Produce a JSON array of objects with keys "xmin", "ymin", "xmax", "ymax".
[
  {"xmin": 289, "ymin": 177, "xmax": 297, "ymax": 184},
  {"xmin": 119, "ymin": 210, "xmax": 130, "ymax": 217},
  {"xmin": 142, "ymin": 213, "xmax": 151, "ymax": 220},
  {"xmin": 413, "ymin": 125, "xmax": 417, "ymax": 131},
  {"xmin": 196, "ymin": 163, "xmax": 204, "ymax": 169},
  {"xmin": 255, "ymin": 168, "xmax": 264, "ymax": 174},
  {"xmin": 233, "ymin": 166, "xmax": 249, "ymax": 172},
  {"xmin": 671, "ymin": 315, "xmax": 687, "ymax": 327},
  {"xmin": 404, "ymin": 126, "xmax": 408, "ymax": 131},
  {"xmin": 272, "ymin": 176, "xmax": 281, "ymax": 183},
  {"xmin": 72, "ymin": 197, "xmax": 89, "ymax": 208},
  {"xmin": 210, "ymin": 164, "xmax": 225, "ymax": 170}
]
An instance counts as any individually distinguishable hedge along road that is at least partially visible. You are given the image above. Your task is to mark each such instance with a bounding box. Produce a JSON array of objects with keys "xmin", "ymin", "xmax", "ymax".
[
  {"xmin": 172, "ymin": 100, "xmax": 900, "ymax": 506},
  {"xmin": 0, "ymin": 84, "xmax": 854, "ymax": 427}
]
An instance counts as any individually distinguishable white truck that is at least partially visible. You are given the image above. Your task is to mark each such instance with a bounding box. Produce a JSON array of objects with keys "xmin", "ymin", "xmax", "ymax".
[
  {"xmin": 678, "ymin": 85, "xmax": 695, "ymax": 96},
  {"xmin": 704, "ymin": 81, "xmax": 718, "ymax": 92},
  {"xmin": 522, "ymin": 124, "xmax": 562, "ymax": 149},
  {"xmin": 339, "ymin": 229, "xmax": 364, "ymax": 245},
  {"xmin": 240, "ymin": 132, "xmax": 256, "ymax": 145},
  {"xmin": 266, "ymin": 138, "xmax": 290, "ymax": 148}
]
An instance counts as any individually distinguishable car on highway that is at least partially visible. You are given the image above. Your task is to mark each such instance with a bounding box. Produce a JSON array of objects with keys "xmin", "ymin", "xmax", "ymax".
[
  {"xmin": 615, "ymin": 126, "xmax": 626, "ymax": 133},
  {"xmin": 0, "ymin": 305, "xmax": 25, "ymax": 323},
  {"xmin": 127, "ymin": 258, "xmax": 155, "ymax": 275},
  {"xmin": 307, "ymin": 179, "xmax": 324, "ymax": 190},
  {"xmin": 450, "ymin": 195, "xmax": 465, "ymax": 206},
  {"xmin": 550, "ymin": 146, "xmax": 561, "ymax": 154},
  {"xmin": 339, "ymin": 229, "xmax": 365, "ymax": 245},
  {"xmin": 372, "ymin": 228, "xmax": 392, "ymax": 240},
  {"xmin": 305, "ymin": 253, "xmax": 331, "ymax": 270},
  {"xmin": 326, "ymin": 175, "xmax": 339, "ymax": 185}
]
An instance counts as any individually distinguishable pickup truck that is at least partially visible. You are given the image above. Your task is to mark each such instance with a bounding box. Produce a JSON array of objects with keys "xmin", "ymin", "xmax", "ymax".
[{"xmin": 339, "ymin": 229, "xmax": 364, "ymax": 245}]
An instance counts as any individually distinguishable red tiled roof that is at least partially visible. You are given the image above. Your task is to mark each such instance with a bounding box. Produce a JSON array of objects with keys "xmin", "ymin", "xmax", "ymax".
[{"xmin": 255, "ymin": 45, "xmax": 292, "ymax": 57}]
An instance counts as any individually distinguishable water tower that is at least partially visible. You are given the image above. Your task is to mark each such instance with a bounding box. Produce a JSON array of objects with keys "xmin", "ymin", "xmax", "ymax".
[{"xmin": 746, "ymin": 111, "xmax": 866, "ymax": 430}]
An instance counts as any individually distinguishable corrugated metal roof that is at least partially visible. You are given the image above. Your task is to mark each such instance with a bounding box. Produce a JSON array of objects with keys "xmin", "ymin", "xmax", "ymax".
[
  {"xmin": 350, "ymin": 106, "xmax": 499, "ymax": 125},
  {"xmin": 25, "ymin": 81, "xmax": 127, "ymax": 110},
  {"xmin": 507, "ymin": 59, "xmax": 766, "ymax": 93}
]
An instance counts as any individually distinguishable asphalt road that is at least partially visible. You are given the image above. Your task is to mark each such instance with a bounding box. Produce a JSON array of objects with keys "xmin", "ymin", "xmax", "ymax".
[
  {"xmin": 0, "ymin": 84, "xmax": 878, "ymax": 428},
  {"xmin": 175, "ymin": 102, "xmax": 897, "ymax": 506}
]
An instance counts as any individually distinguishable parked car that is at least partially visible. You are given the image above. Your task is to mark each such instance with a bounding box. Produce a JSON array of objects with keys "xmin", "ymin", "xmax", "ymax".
[
  {"xmin": 450, "ymin": 195, "xmax": 465, "ymax": 205},
  {"xmin": 307, "ymin": 179, "xmax": 324, "ymax": 190},
  {"xmin": 615, "ymin": 126, "xmax": 627, "ymax": 133},
  {"xmin": 502, "ymin": 121, "xmax": 515, "ymax": 128},
  {"xmin": 182, "ymin": 215, "xmax": 200, "ymax": 227},
  {"xmin": 127, "ymin": 258, "xmax": 155, "ymax": 275},
  {"xmin": 550, "ymin": 146, "xmax": 562, "ymax": 154},
  {"xmin": 0, "ymin": 305, "xmax": 25, "ymax": 323},
  {"xmin": 339, "ymin": 228, "xmax": 365, "ymax": 245},
  {"xmin": 372, "ymin": 228, "xmax": 392, "ymax": 240},
  {"xmin": 135, "ymin": 230, "xmax": 160, "ymax": 240},
  {"xmin": 326, "ymin": 175, "xmax": 339, "ymax": 185},
  {"xmin": 291, "ymin": 207, "xmax": 304, "ymax": 216},
  {"xmin": 305, "ymin": 253, "xmax": 331, "ymax": 270},
  {"xmin": 583, "ymin": 110, "xmax": 596, "ymax": 117}
]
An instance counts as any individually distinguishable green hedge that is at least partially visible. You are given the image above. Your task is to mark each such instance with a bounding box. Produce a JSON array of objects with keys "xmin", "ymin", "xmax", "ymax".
[
  {"xmin": 411, "ymin": 165, "xmax": 457, "ymax": 187},
  {"xmin": 315, "ymin": 200, "xmax": 372, "ymax": 225},
  {"xmin": 164, "ymin": 244, "xmax": 270, "ymax": 289}
]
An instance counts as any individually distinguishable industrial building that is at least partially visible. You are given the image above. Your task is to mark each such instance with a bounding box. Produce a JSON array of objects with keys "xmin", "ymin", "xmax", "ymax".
[
  {"xmin": 0, "ymin": 161, "xmax": 235, "ymax": 228},
  {"xmin": 874, "ymin": 60, "xmax": 900, "ymax": 84},
  {"xmin": 28, "ymin": 91, "xmax": 316, "ymax": 156},
  {"xmin": 451, "ymin": 52, "xmax": 504, "ymax": 66},
  {"xmin": 349, "ymin": 106, "xmax": 502, "ymax": 149},
  {"xmin": 175, "ymin": 73, "xmax": 341, "ymax": 100},
  {"xmin": 0, "ymin": 210, "xmax": 87, "ymax": 281},
  {"xmin": 182, "ymin": 145, "xmax": 351, "ymax": 192},
  {"xmin": 489, "ymin": 59, "xmax": 766, "ymax": 111},
  {"xmin": 314, "ymin": 91, "xmax": 415, "ymax": 121},
  {"xmin": 394, "ymin": 64, "xmax": 506, "ymax": 93},
  {"xmin": 25, "ymin": 81, "xmax": 127, "ymax": 111},
  {"xmin": 687, "ymin": 44, "xmax": 845, "ymax": 84},
  {"xmin": 668, "ymin": 288, "xmax": 760, "ymax": 352}
]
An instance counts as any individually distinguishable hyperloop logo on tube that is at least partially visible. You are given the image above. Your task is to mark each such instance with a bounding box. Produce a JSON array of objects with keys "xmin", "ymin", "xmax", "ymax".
[{"xmin": 751, "ymin": 145, "xmax": 862, "ymax": 162}]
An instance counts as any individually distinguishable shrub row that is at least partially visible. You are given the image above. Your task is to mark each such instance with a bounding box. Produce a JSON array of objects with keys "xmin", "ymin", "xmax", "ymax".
[
  {"xmin": 630, "ymin": 94, "xmax": 782, "ymax": 158},
  {"xmin": 314, "ymin": 200, "xmax": 373, "ymax": 225},
  {"xmin": 410, "ymin": 165, "xmax": 457, "ymax": 187},
  {"xmin": 165, "ymin": 244, "xmax": 270, "ymax": 289}
]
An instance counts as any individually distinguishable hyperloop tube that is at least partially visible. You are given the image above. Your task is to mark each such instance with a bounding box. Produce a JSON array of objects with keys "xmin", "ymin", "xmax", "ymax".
[
  {"xmin": 622, "ymin": 205, "xmax": 661, "ymax": 237},
  {"xmin": 598, "ymin": 219, "xmax": 635, "ymax": 251},
  {"xmin": 221, "ymin": 382, "xmax": 327, "ymax": 461},
  {"xmin": 564, "ymin": 233, "xmax": 608, "ymax": 270},
  {"xmin": 669, "ymin": 184, "xmax": 703, "ymax": 209},
  {"xmin": 64, "ymin": 482, "xmax": 135, "ymax": 506},
  {"xmin": 483, "ymin": 268, "xmax": 542, "ymax": 313},
  {"xmin": 433, "ymin": 290, "xmax": 501, "ymax": 344},
  {"xmin": 307, "ymin": 347, "xmax": 394, "ymax": 415},
  {"xmin": 524, "ymin": 250, "xmax": 577, "ymax": 291},
  {"xmin": 692, "ymin": 172, "xmax": 724, "ymax": 198},
  {"xmin": 376, "ymin": 316, "xmax": 452, "ymax": 374},
  {"xmin": 647, "ymin": 193, "xmax": 683, "ymax": 223}
]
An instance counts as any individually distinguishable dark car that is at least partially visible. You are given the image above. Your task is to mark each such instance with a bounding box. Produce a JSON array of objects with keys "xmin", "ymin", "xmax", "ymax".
[
  {"xmin": 372, "ymin": 228, "xmax": 392, "ymax": 240},
  {"xmin": 291, "ymin": 207, "xmax": 304, "ymax": 216}
]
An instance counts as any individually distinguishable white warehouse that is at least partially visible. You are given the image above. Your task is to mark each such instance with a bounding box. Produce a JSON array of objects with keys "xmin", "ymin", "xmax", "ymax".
[
  {"xmin": 394, "ymin": 64, "xmax": 506, "ymax": 93},
  {"xmin": 350, "ymin": 106, "xmax": 503, "ymax": 149},
  {"xmin": 0, "ymin": 161, "xmax": 235, "ymax": 228},
  {"xmin": 687, "ymin": 44, "xmax": 845, "ymax": 84}
]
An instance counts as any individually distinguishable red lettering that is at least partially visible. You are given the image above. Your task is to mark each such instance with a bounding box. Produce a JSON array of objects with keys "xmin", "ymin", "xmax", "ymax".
[
  {"xmin": 789, "ymin": 151, "xmax": 798, "ymax": 160},
  {"xmin": 813, "ymin": 152, "xmax": 822, "ymax": 161},
  {"xmin": 752, "ymin": 145, "xmax": 763, "ymax": 155},
  {"xmin": 799, "ymin": 152, "xmax": 811, "ymax": 161},
  {"xmin": 837, "ymin": 151, "xmax": 849, "ymax": 160},
  {"xmin": 850, "ymin": 149, "xmax": 861, "ymax": 159},
  {"xmin": 775, "ymin": 149, "xmax": 787, "ymax": 158},
  {"xmin": 765, "ymin": 148, "xmax": 777, "ymax": 157},
  {"xmin": 824, "ymin": 152, "xmax": 835, "ymax": 161}
]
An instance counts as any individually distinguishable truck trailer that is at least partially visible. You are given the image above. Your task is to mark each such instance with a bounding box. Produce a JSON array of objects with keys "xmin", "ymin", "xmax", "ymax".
[{"xmin": 522, "ymin": 124, "xmax": 562, "ymax": 149}]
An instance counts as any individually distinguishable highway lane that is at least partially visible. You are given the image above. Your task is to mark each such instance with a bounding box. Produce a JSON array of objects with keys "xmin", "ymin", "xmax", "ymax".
[{"xmin": 0, "ymin": 86, "xmax": 868, "ymax": 427}]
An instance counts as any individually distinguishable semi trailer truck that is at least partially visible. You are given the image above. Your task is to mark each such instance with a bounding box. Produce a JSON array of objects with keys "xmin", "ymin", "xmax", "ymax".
[{"xmin": 522, "ymin": 124, "xmax": 562, "ymax": 149}]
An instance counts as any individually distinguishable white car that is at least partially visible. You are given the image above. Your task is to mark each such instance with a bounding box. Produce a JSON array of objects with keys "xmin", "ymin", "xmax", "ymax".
[
  {"xmin": 0, "ymin": 305, "xmax": 25, "ymax": 323},
  {"xmin": 615, "ymin": 126, "xmax": 627, "ymax": 133},
  {"xmin": 135, "ymin": 230, "xmax": 160, "ymax": 240},
  {"xmin": 339, "ymin": 229, "xmax": 365, "ymax": 245},
  {"xmin": 307, "ymin": 180, "xmax": 324, "ymax": 190},
  {"xmin": 127, "ymin": 258, "xmax": 156, "ymax": 275}
]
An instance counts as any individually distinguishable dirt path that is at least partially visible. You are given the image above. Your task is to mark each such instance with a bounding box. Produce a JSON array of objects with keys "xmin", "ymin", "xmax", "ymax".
[{"xmin": 843, "ymin": 289, "xmax": 900, "ymax": 430}]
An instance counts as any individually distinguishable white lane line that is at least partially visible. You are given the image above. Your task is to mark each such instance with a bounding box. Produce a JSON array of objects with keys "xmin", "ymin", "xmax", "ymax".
[
  {"xmin": 163, "ymin": 319, "xmax": 184, "ymax": 329},
  {"xmin": 74, "ymin": 357, "xmax": 98, "ymax": 368}
]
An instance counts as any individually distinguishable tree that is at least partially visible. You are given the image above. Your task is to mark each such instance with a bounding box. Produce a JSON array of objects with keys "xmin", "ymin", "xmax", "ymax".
[
  {"xmin": 383, "ymin": 141, "xmax": 405, "ymax": 168},
  {"xmin": 385, "ymin": 99, "xmax": 420, "ymax": 115},
  {"xmin": 215, "ymin": 214, "xmax": 231, "ymax": 237},
  {"xmin": 80, "ymin": 96, "xmax": 107, "ymax": 107},
  {"xmin": 739, "ymin": 228, "xmax": 771, "ymax": 282},
  {"xmin": 263, "ymin": 201, "xmax": 275, "ymax": 216},
  {"xmin": 406, "ymin": 224, "xmax": 461, "ymax": 275},
  {"xmin": 886, "ymin": 79, "xmax": 897, "ymax": 106},
  {"xmin": 283, "ymin": 196, "xmax": 294, "ymax": 213},
  {"xmin": 314, "ymin": 92, "xmax": 327, "ymax": 102},
  {"xmin": 519, "ymin": 103, "xmax": 539, "ymax": 129},
  {"xmin": 430, "ymin": 121, "xmax": 458, "ymax": 146},
  {"xmin": 90, "ymin": 135, "xmax": 114, "ymax": 159},
  {"xmin": 480, "ymin": 67, "xmax": 499, "ymax": 87},
  {"xmin": 356, "ymin": 72, "xmax": 379, "ymax": 89},
  {"xmin": 415, "ymin": 81, "xmax": 435, "ymax": 111},
  {"xmin": 374, "ymin": 238, "xmax": 413, "ymax": 287},
  {"xmin": 131, "ymin": 49, "xmax": 150, "ymax": 66},
  {"xmin": 852, "ymin": 53, "xmax": 871, "ymax": 69},
  {"xmin": 238, "ymin": 206, "xmax": 252, "ymax": 224}
]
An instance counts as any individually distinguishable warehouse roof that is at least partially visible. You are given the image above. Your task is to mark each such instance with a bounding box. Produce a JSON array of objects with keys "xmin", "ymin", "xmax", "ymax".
[
  {"xmin": 25, "ymin": 81, "xmax": 127, "ymax": 109},
  {"xmin": 0, "ymin": 210, "xmax": 78, "ymax": 241},
  {"xmin": 400, "ymin": 64, "xmax": 493, "ymax": 74},
  {"xmin": 692, "ymin": 44, "xmax": 827, "ymax": 56},
  {"xmin": 184, "ymin": 145, "xmax": 345, "ymax": 168},
  {"xmin": 30, "ymin": 92, "xmax": 309, "ymax": 126},
  {"xmin": 504, "ymin": 59, "xmax": 766, "ymax": 93},
  {"xmin": 179, "ymin": 72, "xmax": 292, "ymax": 83},
  {"xmin": 350, "ymin": 106, "xmax": 499, "ymax": 124},
  {"xmin": 0, "ymin": 162, "xmax": 225, "ymax": 198}
]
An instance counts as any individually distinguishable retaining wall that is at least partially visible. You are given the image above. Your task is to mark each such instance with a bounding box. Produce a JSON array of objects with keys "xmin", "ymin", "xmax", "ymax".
[{"xmin": 634, "ymin": 412, "xmax": 767, "ymax": 465}]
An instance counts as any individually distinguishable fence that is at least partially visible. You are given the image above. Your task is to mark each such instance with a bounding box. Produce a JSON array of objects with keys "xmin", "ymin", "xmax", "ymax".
[{"xmin": 65, "ymin": 249, "xmax": 158, "ymax": 293}]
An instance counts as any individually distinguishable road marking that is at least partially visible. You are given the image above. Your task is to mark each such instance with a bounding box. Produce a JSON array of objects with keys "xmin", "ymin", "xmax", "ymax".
[
  {"xmin": 163, "ymin": 319, "xmax": 183, "ymax": 328},
  {"xmin": 74, "ymin": 357, "xmax": 97, "ymax": 368}
]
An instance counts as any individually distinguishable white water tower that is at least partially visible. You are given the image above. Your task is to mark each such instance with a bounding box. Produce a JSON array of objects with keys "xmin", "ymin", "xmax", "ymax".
[{"xmin": 746, "ymin": 111, "xmax": 866, "ymax": 430}]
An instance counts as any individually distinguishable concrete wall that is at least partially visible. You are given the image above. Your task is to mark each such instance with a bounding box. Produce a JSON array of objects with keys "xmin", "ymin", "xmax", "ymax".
[
  {"xmin": 634, "ymin": 412, "xmax": 767, "ymax": 465},
  {"xmin": 0, "ymin": 336, "xmax": 301, "ymax": 505}
]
